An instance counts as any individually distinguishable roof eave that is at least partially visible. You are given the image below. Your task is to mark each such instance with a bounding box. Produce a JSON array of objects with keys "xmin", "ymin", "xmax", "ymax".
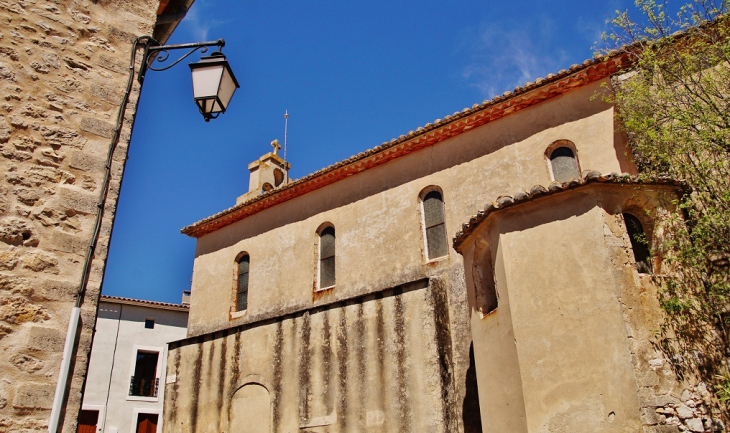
[{"xmin": 182, "ymin": 53, "xmax": 634, "ymax": 239}]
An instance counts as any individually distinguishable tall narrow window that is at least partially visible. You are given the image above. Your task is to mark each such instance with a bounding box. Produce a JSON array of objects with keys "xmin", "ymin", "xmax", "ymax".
[
  {"xmin": 549, "ymin": 146, "xmax": 580, "ymax": 182},
  {"xmin": 130, "ymin": 351, "xmax": 159, "ymax": 397},
  {"xmin": 623, "ymin": 213, "xmax": 652, "ymax": 274},
  {"xmin": 319, "ymin": 226, "xmax": 336, "ymax": 289},
  {"xmin": 236, "ymin": 254, "xmax": 250, "ymax": 311},
  {"xmin": 423, "ymin": 190, "xmax": 448, "ymax": 260}
]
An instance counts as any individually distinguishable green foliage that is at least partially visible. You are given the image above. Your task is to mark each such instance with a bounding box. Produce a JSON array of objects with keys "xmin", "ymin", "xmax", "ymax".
[{"xmin": 604, "ymin": 0, "xmax": 730, "ymax": 416}]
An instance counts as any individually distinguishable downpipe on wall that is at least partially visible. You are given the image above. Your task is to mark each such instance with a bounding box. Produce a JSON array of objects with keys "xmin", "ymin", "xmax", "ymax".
[{"xmin": 48, "ymin": 307, "xmax": 81, "ymax": 433}]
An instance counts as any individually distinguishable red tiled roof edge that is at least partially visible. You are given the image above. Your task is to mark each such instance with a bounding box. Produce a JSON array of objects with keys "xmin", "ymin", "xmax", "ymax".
[
  {"xmin": 181, "ymin": 53, "xmax": 633, "ymax": 238},
  {"xmin": 100, "ymin": 294, "xmax": 189, "ymax": 310},
  {"xmin": 452, "ymin": 171, "xmax": 687, "ymax": 251}
]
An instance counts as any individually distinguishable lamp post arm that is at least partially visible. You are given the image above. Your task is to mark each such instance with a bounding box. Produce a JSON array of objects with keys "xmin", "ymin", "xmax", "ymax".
[{"xmin": 139, "ymin": 38, "xmax": 226, "ymax": 83}]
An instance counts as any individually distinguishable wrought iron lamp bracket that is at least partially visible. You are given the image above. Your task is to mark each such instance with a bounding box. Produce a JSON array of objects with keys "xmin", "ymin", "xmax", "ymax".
[{"xmin": 138, "ymin": 38, "xmax": 225, "ymax": 83}]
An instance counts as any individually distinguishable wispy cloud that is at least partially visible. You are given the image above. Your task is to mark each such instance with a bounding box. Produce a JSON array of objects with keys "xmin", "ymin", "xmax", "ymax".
[
  {"xmin": 458, "ymin": 18, "xmax": 571, "ymax": 98},
  {"xmin": 181, "ymin": 0, "xmax": 228, "ymax": 42}
]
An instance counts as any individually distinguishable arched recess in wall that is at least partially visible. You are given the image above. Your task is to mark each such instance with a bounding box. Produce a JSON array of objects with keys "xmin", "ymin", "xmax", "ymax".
[
  {"xmin": 233, "ymin": 252, "xmax": 250, "ymax": 312},
  {"xmin": 419, "ymin": 186, "xmax": 449, "ymax": 261},
  {"xmin": 315, "ymin": 222, "xmax": 336, "ymax": 291},
  {"xmin": 545, "ymin": 140, "xmax": 581, "ymax": 182},
  {"xmin": 273, "ymin": 168, "xmax": 284, "ymax": 187},
  {"xmin": 472, "ymin": 236, "xmax": 498, "ymax": 317},
  {"xmin": 229, "ymin": 382, "xmax": 271, "ymax": 433},
  {"xmin": 622, "ymin": 211, "xmax": 653, "ymax": 274}
]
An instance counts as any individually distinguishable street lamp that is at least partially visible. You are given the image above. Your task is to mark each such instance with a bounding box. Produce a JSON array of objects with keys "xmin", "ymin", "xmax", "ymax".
[
  {"xmin": 48, "ymin": 35, "xmax": 240, "ymax": 433},
  {"xmin": 190, "ymin": 52, "xmax": 240, "ymax": 121},
  {"xmin": 139, "ymin": 38, "xmax": 240, "ymax": 122}
]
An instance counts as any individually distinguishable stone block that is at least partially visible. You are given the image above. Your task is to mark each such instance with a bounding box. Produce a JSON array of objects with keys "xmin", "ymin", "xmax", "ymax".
[
  {"xmin": 21, "ymin": 252, "xmax": 59, "ymax": 274},
  {"xmin": 0, "ymin": 295, "xmax": 51, "ymax": 324},
  {"xmin": 58, "ymin": 186, "xmax": 97, "ymax": 214},
  {"xmin": 36, "ymin": 278, "xmax": 77, "ymax": 303},
  {"xmin": 89, "ymin": 82, "xmax": 121, "ymax": 104},
  {"xmin": 0, "ymin": 324, "xmax": 12, "ymax": 341},
  {"xmin": 107, "ymin": 26, "xmax": 135, "ymax": 43},
  {"xmin": 68, "ymin": 150, "xmax": 105, "ymax": 173},
  {"xmin": 642, "ymin": 394, "xmax": 681, "ymax": 407},
  {"xmin": 0, "ymin": 114, "xmax": 10, "ymax": 143},
  {"xmin": 39, "ymin": 125, "xmax": 86, "ymax": 148},
  {"xmin": 25, "ymin": 325, "xmax": 64, "ymax": 352},
  {"xmin": 12, "ymin": 383, "xmax": 53, "ymax": 411},
  {"xmin": 643, "ymin": 426, "xmax": 680, "ymax": 433},
  {"xmin": 80, "ymin": 117, "xmax": 113, "ymax": 139},
  {"xmin": 48, "ymin": 230, "xmax": 87, "ymax": 256},
  {"xmin": 0, "ymin": 217, "xmax": 33, "ymax": 246},
  {"xmin": 0, "ymin": 274, "xmax": 33, "ymax": 297},
  {"xmin": 641, "ymin": 407, "xmax": 659, "ymax": 425},
  {"xmin": 97, "ymin": 53, "xmax": 126, "ymax": 74},
  {"xmin": 685, "ymin": 417, "xmax": 704, "ymax": 432},
  {"xmin": 10, "ymin": 353, "xmax": 44, "ymax": 373},
  {"xmin": 0, "ymin": 249, "xmax": 20, "ymax": 271}
]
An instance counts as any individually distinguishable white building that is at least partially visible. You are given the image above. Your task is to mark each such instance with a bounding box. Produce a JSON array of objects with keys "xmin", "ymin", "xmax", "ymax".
[{"xmin": 79, "ymin": 295, "xmax": 189, "ymax": 433}]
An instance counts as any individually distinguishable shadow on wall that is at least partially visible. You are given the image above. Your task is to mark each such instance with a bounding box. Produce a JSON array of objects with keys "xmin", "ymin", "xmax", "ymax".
[
  {"xmin": 197, "ymin": 85, "xmax": 622, "ymax": 256},
  {"xmin": 463, "ymin": 342, "xmax": 483, "ymax": 433}
]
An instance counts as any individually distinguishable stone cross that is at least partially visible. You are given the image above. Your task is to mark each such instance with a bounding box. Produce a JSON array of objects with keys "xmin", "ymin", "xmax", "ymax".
[{"xmin": 271, "ymin": 139, "xmax": 281, "ymax": 155}]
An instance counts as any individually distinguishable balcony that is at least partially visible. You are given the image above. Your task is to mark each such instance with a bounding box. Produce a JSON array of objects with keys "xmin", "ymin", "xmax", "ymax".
[{"xmin": 129, "ymin": 376, "xmax": 159, "ymax": 398}]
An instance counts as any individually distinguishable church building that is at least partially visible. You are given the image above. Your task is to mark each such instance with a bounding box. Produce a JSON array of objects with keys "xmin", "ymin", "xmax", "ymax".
[{"xmin": 162, "ymin": 50, "xmax": 712, "ymax": 432}]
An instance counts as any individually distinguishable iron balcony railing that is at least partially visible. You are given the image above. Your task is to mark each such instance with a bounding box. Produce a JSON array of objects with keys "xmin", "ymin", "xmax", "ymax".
[{"xmin": 129, "ymin": 376, "xmax": 159, "ymax": 397}]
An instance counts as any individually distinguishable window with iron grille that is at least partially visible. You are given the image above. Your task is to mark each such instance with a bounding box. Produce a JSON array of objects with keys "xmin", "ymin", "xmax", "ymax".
[
  {"xmin": 623, "ymin": 213, "xmax": 652, "ymax": 274},
  {"xmin": 236, "ymin": 254, "xmax": 250, "ymax": 311},
  {"xmin": 423, "ymin": 190, "xmax": 448, "ymax": 260},
  {"xmin": 549, "ymin": 146, "xmax": 580, "ymax": 182},
  {"xmin": 319, "ymin": 226, "xmax": 335, "ymax": 289},
  {"xmin": 129, "ymin": 351, "xmax": 159, "ymax": 397}
]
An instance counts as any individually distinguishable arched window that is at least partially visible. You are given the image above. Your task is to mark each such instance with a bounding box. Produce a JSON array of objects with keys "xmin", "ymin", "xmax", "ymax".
[
  {"xmin": 422, "ymin": 190, "xmax": 448, "ymax": 260},
  {"xmin": 549, "ymin": 146, "xmax": 580, "ymax": 182},
  {"xmin": 236, "ymin": 254, "xmax": 250, "ymax": 311},
  {"xmin": 318, "ymin": 226, "xmax": 336, "ymax": 289},
  {"xmin": 623, "ymin": 213, "xmax": 652, "ymax": 274}
]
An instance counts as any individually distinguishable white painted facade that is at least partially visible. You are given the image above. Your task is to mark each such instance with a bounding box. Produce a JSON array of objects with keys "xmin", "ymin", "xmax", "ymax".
[{"xmin": 81, "ymin": 296, "xmax": 188, "ymax": 433}]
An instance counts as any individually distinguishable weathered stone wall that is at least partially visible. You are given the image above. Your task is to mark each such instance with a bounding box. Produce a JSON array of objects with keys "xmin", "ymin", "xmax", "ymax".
[
  {"xmin": 0, "ymin": 1, "xmax": 166, "ymax": 431},
  {"xmin": 165, "ymin": 279, "xmax": 459, "ymax": 433},
  {"xmin": 603, "ymin": 198, "xmax": 726, "ymax": 433}
]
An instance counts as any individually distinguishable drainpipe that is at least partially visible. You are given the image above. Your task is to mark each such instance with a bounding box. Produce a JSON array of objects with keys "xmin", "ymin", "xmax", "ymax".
[{"xmin": 48, "ymin": 307, "xmax": 81, "ymax": 433}]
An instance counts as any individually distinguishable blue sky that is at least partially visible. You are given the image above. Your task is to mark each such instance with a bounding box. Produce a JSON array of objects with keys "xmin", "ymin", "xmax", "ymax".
[{"xmin": 102, "ymin": 0, "xmax": 638, "ymax": 303}]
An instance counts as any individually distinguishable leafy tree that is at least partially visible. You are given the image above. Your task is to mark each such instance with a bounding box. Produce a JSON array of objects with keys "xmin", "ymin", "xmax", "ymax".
[{"xmin": 604, "ymin": 0, "xmax": 730, "ymax": 415}]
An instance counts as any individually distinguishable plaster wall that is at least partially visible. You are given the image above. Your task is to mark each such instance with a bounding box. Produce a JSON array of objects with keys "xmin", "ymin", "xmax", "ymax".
[
  {"xmin": 178, "ymin": 79, "xmax": 634, "ymax": 433},
  {"xmin": 0, "ymin": 2, "xmax": 177, "ymax": 431},
  {"xmin": 187, "ymin": 79, "xmax": 631, "ymax": 337},
  {"xmin": 165, "ymin": 280, "xmax": 454, "ymax": 433},
  {"xmin": 460, "ymin": 184, "xmax": 687, "ymax": 432},
  {"xmin": 499, "ymin": 194, "xmax": 641, "ymax": 432},
  {"xmin": 83, "ymin": 301, "xmax": 188, "ymax": 433}
]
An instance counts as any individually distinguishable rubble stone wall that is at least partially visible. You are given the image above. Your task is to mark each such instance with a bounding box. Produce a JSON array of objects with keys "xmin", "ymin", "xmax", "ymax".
[{"xmin": 0, "ymin": 1, "xmax": 163, "ymax": 431}]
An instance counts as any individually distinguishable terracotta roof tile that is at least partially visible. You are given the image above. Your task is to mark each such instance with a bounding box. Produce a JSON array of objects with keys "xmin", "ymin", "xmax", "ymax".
[
  {"xmin": 182, "ymin": 52, "xmax": 636, "ymax": 238},
  {"xmin": 100, "ymin": 294, "xmax": 189, "ymax": 310},
  {"xmin": 452, "ymin": 172, "xmax": 687, "ymax": 250}
]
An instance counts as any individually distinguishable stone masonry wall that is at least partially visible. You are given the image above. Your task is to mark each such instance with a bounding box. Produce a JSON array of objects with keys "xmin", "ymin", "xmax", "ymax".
[
  {"xmin": 602, "ymin": 205, "xmax": 725, "ymax": 432},
  {"xmin": 0, "ymin": 1, "xmax": 163, "ymax": 431}
]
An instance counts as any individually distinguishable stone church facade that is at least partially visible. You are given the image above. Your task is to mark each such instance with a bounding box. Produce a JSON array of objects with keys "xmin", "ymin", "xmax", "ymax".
[
  {"xmin": 166, "ymin": 52, "xmax": 717, "ymax": 432},
  {"xmin": 0, "ymin": 1, "xmax": 191, "ymax": 431}
]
